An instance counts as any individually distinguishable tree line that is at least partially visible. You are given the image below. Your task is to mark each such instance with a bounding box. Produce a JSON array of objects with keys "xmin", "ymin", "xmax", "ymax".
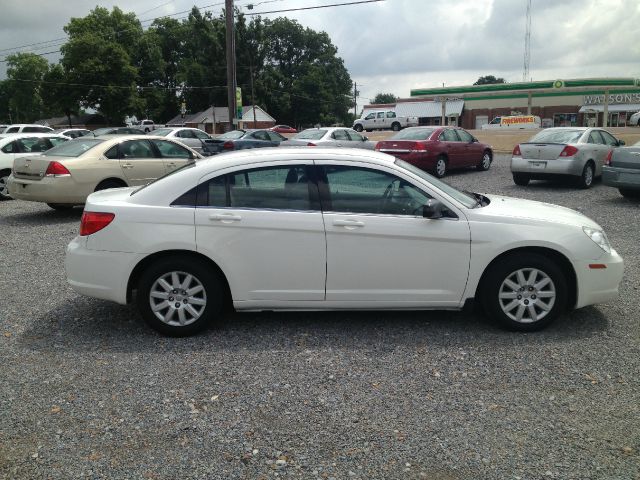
[{"xmin": 0, "ymin": 6, "xmax": 355, "ymax": 128}]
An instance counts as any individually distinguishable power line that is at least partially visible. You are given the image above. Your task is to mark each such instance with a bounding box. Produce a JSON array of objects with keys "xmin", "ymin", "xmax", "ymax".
[{"xmin": 244, "ymin": 0, "xmax": 384, "ymax": 16}]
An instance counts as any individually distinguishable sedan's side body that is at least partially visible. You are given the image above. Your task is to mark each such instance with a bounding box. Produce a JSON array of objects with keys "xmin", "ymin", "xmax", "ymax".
[
  {"xmin": 602, "ymin": 140, "xmax": 640, "ymax": 197},
  {"xmin": 286, "ymin": 128, "xmax": 376, "ymax": 150}
]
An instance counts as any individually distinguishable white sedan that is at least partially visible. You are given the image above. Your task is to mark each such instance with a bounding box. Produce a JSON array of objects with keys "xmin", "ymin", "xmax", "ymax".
[{"xmin": 65, "ymin": 148, "xmax": 624, "ymax": 336}]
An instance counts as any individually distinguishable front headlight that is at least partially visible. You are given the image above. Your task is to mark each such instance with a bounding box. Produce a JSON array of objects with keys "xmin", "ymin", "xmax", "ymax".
[{"xmin": 583, "ymin": 226, "xmax": 611, "ymax": 253}]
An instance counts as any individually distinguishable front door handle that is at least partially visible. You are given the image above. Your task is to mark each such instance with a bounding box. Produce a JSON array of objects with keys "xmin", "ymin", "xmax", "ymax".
[
  {"xmin": 209, "ymin": 213, "xmax": 242, "ymax": 222},
  {"xmin": 333, "ymin": 219, "xmax": 364, "ymax": 228},
  {"xmin": 121, "ymin": 163, "xmax": 134, "ymax": 169}
]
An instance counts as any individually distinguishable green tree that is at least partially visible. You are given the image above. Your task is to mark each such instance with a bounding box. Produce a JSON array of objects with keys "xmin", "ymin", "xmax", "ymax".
[
  {"xmin": 372, "ymin": 93, "xmax": 398, "ymax": 104},
  {"xmin": 41, "ymin": 64, "xmax": 80, "ymax": 124},
  {"xmin": 5, "ymin": 52, "xmax": 50, "ymax": 122},
  {"xmin": 473, "ymin": 75, "xmax": 505, "ymax": 85},
  {"xmin": 0, "ymin": 80, "xmax": 10, "ymax": 123},
  {"xmin": 60, "ymin": 6, "xmax": 142, "ymax": 124}
]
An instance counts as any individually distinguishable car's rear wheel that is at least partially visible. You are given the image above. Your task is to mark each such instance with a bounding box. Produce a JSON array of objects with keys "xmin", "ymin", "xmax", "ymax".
[
  {"xmin": 0, "ymin": 169, "xmax": 12, "ymax": 200},
  {"xmin": 95, "ymin": 179, "xmax": 126, "ymax": 191},
  {"xmin": 577, "ymin": 162, "xmax": 595, "ymax": 189},
  {"xmin": 47, "ymin": 203, "xmax": 74, "ymax": 210},
  {"xmin": 477, "ymin": 151, "xmax": 492, "ymax": 171},
  {"xmin": 434, "ymin": 155, "xmax": 447, "ymax": 178},
  {"xmin": 513, "ymin": 173, "xmax": 530, "ymax": 186},
  {"xmin": 480, "ymin": 253, "xmax": 568, "ymax": 331},
  {"xmin": 619, "ymin": 188, "xmax": 640, "ymax": 198},
  {"xmin": 137, "ymin": 256, "xmax": 223, "ymax": 336}
]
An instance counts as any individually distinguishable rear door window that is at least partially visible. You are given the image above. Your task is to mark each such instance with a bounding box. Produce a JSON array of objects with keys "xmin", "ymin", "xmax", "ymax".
[{"xmin": 151, "ymin": 139, "xmax": 192, "ymax": 159}]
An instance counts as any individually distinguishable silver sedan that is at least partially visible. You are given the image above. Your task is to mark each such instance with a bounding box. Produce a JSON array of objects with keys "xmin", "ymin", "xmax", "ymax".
[
  {"xmin": 511, "ymin": 127, "xmax": 624, "ymax": 188},
  {"xmin": 286, "ymin": 127, "xmax": 376, "ymax": 150}
]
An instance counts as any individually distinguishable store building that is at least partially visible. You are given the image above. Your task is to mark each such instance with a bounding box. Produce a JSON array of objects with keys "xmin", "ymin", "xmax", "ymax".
[{"xmin": 366, "ymin": 78, "xmax": 640, "ymax": 130}]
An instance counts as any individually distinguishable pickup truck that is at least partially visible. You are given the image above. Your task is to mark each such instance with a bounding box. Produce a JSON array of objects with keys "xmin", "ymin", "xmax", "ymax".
[{"xmin": 352, "ymin": 110, "xmax": 418, "ymax": 132}]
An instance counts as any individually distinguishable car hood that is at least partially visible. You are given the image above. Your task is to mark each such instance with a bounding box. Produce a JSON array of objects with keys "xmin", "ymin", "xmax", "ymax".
[{"xmin": 471, "ymin": 194, "xmax": 601, "ymax": 229}]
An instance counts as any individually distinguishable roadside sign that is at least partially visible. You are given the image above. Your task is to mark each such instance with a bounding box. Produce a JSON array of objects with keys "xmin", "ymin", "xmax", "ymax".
[{"xmin": 236, "ymin": 87, "xmax": 243, "ymax": 120}]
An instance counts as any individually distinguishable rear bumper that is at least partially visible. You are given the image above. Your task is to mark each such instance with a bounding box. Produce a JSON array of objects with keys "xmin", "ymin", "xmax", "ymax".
[
  {"xmin": 574, "ymin": 249, "xmax": 624, "ymax": 309},
  {"xmin": 602, "ymin": 165, "xmax": 640, "ymax": 189},
  {"xmin": 7, "ymin": 174, "xmax": 88, "ymax": 204},
  {"xmin": 511, "ymin": 156, "xmax": 584, "ymax": 176},
  {"xmin": 65, "ymin": 236, "xmax": 142, "ymax": 304}
]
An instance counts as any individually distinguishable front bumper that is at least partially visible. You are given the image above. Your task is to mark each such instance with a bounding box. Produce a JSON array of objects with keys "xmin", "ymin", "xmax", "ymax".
[
  {"xmin": 65, "ymin": 236, "xmax": 143, "ymax": 305},
  {"xmin": 574, "ymin": 248, "xmax": 624, "ymax": 309},
  {"xmin": 602, "ymin": 165, "xmax": 640, "ymax": 190},
  {"xmin": 511, "ymin": 156, "xmax": 584, "ymax": 176}
]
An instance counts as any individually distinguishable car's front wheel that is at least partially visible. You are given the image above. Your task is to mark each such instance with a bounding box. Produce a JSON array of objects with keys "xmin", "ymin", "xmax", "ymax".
[
  {"xmin": 480, "ymin": 253, "xmax": 568, "ymax": 331},
  {"xmin": 137, "ymin": 256, "xmax": 223, "ymax": 336},
  {"xmin": 0, "ymin": 169, "xmax": 12, "ymax": 200},
  {"xmin": 353, "ymin": 124, "xmax": 363, "ymax": 132}
]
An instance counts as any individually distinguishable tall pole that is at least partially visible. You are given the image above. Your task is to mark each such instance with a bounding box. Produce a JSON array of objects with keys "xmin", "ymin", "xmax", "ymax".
[
  {"xmin": 249, "ymin": 57, "xmax": 257, "ymax": 128},
  {"xmin": 225, "ymin": 0, "xmax": 237, "ymax": 131},
  {"xmin": 353, "ymin": 82, "xmax": 357, "ymax": 117}
]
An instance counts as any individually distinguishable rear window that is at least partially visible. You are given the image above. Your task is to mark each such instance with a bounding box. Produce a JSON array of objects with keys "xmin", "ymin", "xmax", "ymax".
[
  {"xmin": 44, "ymin": 138, "xmax": 104, "ymax": 157},
  {"xmin": 391, "ymin": 128, "xmax": 435, "ymax": 140},
  {"xmin": 217, "ymin": 130, "xmax": 246, "ymax": 140},
  {"xmin": 528, "ymin": 129, "xmax": 583, "ymax": 144},
  {"xmin": 92, "ymin": 128, "xmax": 113, "ymax": 136},
  {"xmin": 294, "ymin": 129, "xmax": 327, "ymax": 140},
  {"xmin": 153, "ymin": 128, "xmax": 173, "ymax": 137}
]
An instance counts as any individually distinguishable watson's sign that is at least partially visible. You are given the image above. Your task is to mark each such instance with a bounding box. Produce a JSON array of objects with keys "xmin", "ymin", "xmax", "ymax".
[{"xmin": 583, "ymin": 93, "xmax": 640, "ymax": 105}]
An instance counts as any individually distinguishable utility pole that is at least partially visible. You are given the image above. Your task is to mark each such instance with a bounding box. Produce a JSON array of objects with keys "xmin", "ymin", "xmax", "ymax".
[
  {"xmin": 225, "ymin": 0, "xmax": 237, "ymax": 132},
  {"xmin": 353, "ymin": 82, "xmax": 358, "ymax": 117},
  {"xmin": 249, "ymin": 58, "xmax": 257, "ymax": 128},
  {"xmin": 523, "ymin": 0, "xmax": 531, "ymax": 82}
]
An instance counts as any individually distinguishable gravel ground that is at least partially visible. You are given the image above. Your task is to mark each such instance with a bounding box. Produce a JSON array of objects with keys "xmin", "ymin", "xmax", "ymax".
[{"xmin": 1, "ymin": 154, "xmax": 638, "ymax": 479}]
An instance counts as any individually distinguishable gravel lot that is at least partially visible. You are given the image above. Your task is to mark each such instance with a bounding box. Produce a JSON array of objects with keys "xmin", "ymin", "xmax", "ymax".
[{"xmin": 1, "ymin": 153, "xmax": 638, "ymax": 479}]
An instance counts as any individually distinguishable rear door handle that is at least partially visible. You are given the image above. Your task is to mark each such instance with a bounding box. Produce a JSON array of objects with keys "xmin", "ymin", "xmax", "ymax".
[
  {"xmin": 333, "ymin": 219, "xmax": 364, "ymax": 228},
  {"xmin": 209, "ymin": 213, "xmax": 242, "ymax": 222}
]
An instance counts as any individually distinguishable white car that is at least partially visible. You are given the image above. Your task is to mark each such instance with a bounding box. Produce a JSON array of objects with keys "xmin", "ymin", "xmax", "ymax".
[
  {"xmin": 629, "ymin": 111, "xmax": 640, "ymax": 127},
  {"xmin": 1, "ymin": 124, "xmax": 54, "ymax": 134},
  {"xmin": 0, "ymin": 133, "xmax": 68, "ymax": 199},
  {"xmin": 66, "ymin": 148, "xmax": 624, "ymax": 336}
]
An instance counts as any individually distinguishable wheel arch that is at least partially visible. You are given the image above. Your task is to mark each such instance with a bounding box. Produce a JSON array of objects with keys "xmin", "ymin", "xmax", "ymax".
[
  {"xmin": 474, "ymin": 246, "xmax": 577, "ymax": 310},
  {"xmin": 127, "ymin": 249, "xmax": 232, "ymax": 309},
  {"xmin": 95, "ymin": 177, "xmax": 128, "ymax": 190}
]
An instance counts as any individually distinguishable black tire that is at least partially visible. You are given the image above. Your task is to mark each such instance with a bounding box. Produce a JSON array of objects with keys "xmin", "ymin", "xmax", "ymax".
[
  {"xmin": 619, "ymin": 188, "xmax": 640, "ymax": 199},
  {"xmin": 0, "ymin": 168, "xmax": 12, "ymax": 200},
  {"xmin": 477, "ymin": 151, "xmax": 492, "ymax": 171},
  {"xmin": 353, "ymin": 124, "xmax": 363, "ymax": 132},
  {"xmin": 577, "ymin": 162, "xmax": 595, "ymax": 189},
  {"xmin": 137, "ymin": 256, "xmax": 224, "ymax": 336},
  {"xmin": 513, "ymin": 173, "xmax": 530, "ymax": 186},
  {"xmin": 480, "ymin": 253, "xmax": 568, "ymax": 332},
  {"xmin": 47, "ymin": 203, "xmax": 74, "ymax": 210},
  {"xmin": 391, "ymin": 122, "xmax": 401, "ymax": 132},
  {"xmin": 95, "ymin": 180, "xmax": 126, "ymax": 192},
  {"xmin": 433, "ymin": 155, "xmax": 447, "ymax": 178}
]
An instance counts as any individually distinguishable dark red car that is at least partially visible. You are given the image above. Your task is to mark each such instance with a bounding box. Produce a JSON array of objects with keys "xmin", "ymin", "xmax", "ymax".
[
  {"xmin": 375, "ymin": 126, "xmax": 493, "ymax": 178},
  {"xmin": 270, "ymin": 124, "xmax": 297, "ymax": 134}
]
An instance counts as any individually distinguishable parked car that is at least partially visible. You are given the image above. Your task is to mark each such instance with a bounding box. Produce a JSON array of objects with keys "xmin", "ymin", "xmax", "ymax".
[
  {"xmin": 151, "ymin": 127, "xmax": 217, "ymax": 156},
  {"xmin": 206, "ymin": 129, "xmax": 287, "ymax": 154},
  {"xmin": 7, "ymin": 135, "xmax": 201, "ymax": 209},
  {"xmin": 511, "ymin": 127, "xmax": 624, "ymax": 188},
  {"xmin": 53, "ymin": 128, "xmax": 92, "ymax": 139},
  {"xmin": 628, "ymin": 111, "xmax": 640, "ymax": 127},
  {"xmin": 91, "ymin": 127, "xmax": 146, "ymax": 136},
  {"xmin": 270, "ymin": 125, "xmax": 297, "ymax": 134},
  {"xmin": 375, "ymin": 126, "xmax": 493, "ymax": 178},
  {"xmin": 133, "ymin": 119, "xmax": 162, "ymax": 133},
  {"xmin": 352, "ymin": 110, "xmax": 418, "ymax": 132},
  {"xmin": 286, "ymin": 127, "xmax": 375, "ymax": 149},
  {"xmin": 1, "ymin": 124, "xmax": 54, "ymax": 134},
  {"xmin": 602, "ymin": 139, "xmax": 640, "ymax": 198},
  {"xmin": 65, "ymin": 147, "xmax": 623, "ymax": 336},
  {"xmin": 0, "ymin": 133, "xmax": 69, "ymax": 200}
]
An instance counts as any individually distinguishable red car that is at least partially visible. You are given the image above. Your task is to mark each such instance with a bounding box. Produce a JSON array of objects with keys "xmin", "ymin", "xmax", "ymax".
[
  {"xmin": 270, "ymin": 124, "xmax": 297, "ymax": 134},
  {"xmin": 375, "ymin": 126, "xmax": 493, "ymax": 178}
]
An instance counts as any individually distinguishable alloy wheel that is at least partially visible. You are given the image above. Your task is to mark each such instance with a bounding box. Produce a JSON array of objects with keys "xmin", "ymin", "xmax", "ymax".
[
  {"xmin": 498, "ymin": 268, "xmax": 556, "ymax": 324},
  {"xmin": 149, "ymin": 271, "xmax": 207, "ymax": 326}
]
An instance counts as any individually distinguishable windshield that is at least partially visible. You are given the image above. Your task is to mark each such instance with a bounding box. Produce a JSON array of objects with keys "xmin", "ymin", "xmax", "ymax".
[
  {"xmin": 391, "ymin": 128, "xmax": 435, "ymax": 140},
  {"xmin": 294, "ymin": 129, "xmax": 327, "ymax": 140},
  {"xmin": 44, "ymin": 138, "xmax": 104, "ymax": 157},
  {"xmin": 152, "ymin": 128, "xmax": 173, "ymax": 137},
  {"xmin": 217, "ymin": 130, "xmax": 246, "ymax": 140},
  {"xmin": 395, "ymin": 159, "xmax": 477, "ymax": 208},
  {"xmin": 131, "ymin": 161, "xmax": 197, "ymax": 195},
  {"xmin": 528, "ymin": 129, "xmax": 583, "ymax": 144}
]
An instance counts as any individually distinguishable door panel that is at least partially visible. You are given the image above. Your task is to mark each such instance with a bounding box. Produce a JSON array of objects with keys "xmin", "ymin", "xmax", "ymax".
[{"xmin": 118, "ymin": 139, "xmax": 166, "ymax": 184}]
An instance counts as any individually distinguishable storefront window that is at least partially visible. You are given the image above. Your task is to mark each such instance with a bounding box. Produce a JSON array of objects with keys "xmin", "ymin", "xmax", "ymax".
[{"xmin": 553, "ymin": 113, "xmax": 577, "ymax": 127}]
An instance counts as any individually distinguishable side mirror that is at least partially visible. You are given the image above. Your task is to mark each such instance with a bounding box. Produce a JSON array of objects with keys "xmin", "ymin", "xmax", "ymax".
[
  {"xmin": 423, "ymin": 199, "xmax": 444, "ymax": 219},
  {"xmin": 363, "ymin": 136, "xmax": 369, "ymax": 141},
  {"xmin": 618, "ymin": 140, "xmax": 625, "ymax": 146},
  {"xmin": 472, "ymin": 137, "xmax": 479, "ymax": 143}
]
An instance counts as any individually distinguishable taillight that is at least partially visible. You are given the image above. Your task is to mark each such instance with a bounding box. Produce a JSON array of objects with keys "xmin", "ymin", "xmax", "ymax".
[
  {"xmin": 410, "ymin": 141, "xmax": 428, "ymax": 153},
  {"xmin": 222, "ymin": 141, "xmax": 234, "ymax": 150},
  {"xmin": 604, "ymin": 150, "xmax": 613, "ymax": 166},
  {"xmin": 512, "ymin": 145, "xmax": 521, "ymax": 156},
  {"xmin": 45, "ymin": 161, "xmax": 71, "ymax": 176},
  {"xmin": 559, "ymin": 145, "xmax": 578, "ymax": 157},
  {"xmin": 79, "ymin": 211, "xmax": 115, "ymax": 236},
  {"xmin": 307, "ymin": 142, "xmax": 317, "ymax": 147}
]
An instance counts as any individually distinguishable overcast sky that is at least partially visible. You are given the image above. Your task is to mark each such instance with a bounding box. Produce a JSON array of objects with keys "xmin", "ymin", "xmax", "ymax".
[{"xmin": 1, "ymin": 0, "xmax": 639, "ymax": 106}]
